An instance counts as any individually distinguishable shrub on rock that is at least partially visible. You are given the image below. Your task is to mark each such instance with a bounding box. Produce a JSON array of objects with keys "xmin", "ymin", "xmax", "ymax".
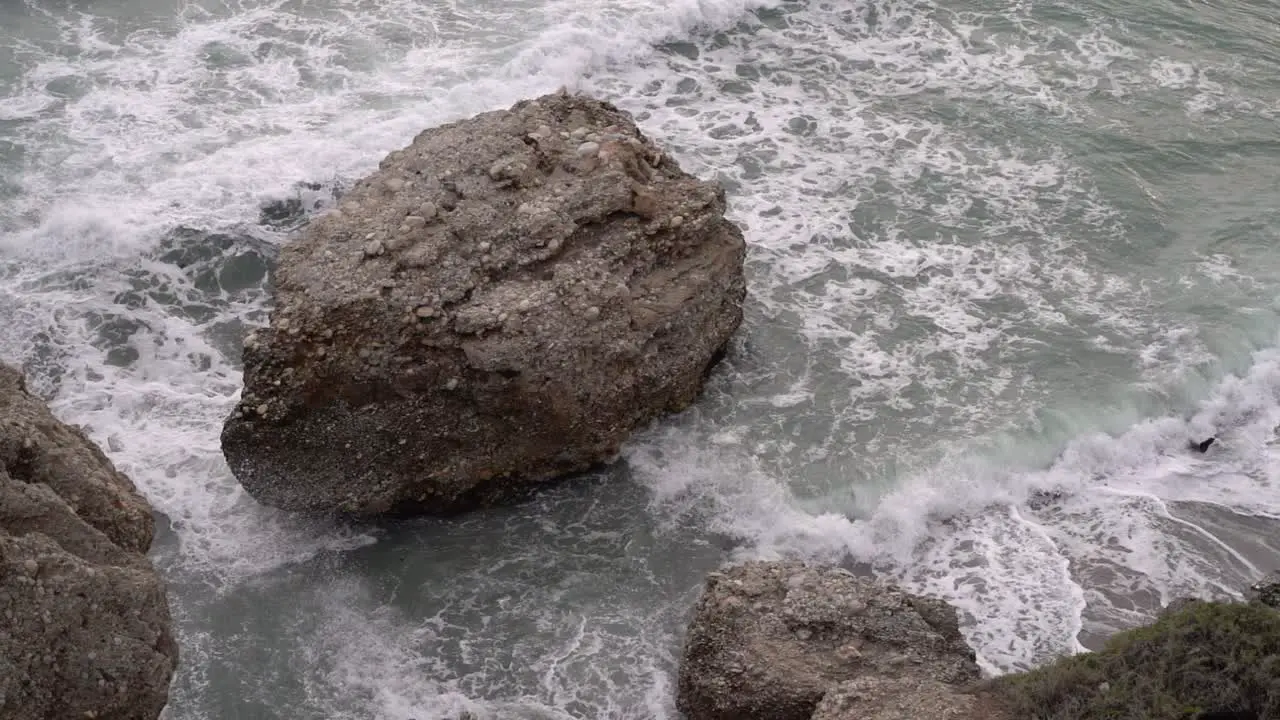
[{"xmin": 986, "ymin": 600, "xmax": 1280, "ymax": 720}]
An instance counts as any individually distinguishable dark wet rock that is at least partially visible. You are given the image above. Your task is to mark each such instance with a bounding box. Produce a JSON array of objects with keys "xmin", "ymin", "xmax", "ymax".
[
  {"xmin": 116, "ymin": 226, "xmax": 276, "ymax": 332},
  {"xmin": 258, "ymin": 181, "xmax": 338, "ymax": 229},
  {"xmin": 0, "ymin": 362, "xmax": 178, "ymax": 720},
  {"xmin": 101, "ymin": 227, "xmax": 278, "ymax": 370},
  {"xmin": 217, "ymin": 250, "xmax": 270, "ymax": 294},
  {"xmin": 151, "ymin": 227, "xmax": 277, "ymax": 296},
  {"xmin": 677, "ymin": 560, "xmax": 982, "ymax": 720},
  {"xmin": 1192, "ymin": 436, "xmax": 1216, "ymax": 453},
  {"xmin": 1027, "ymin": 488, "xmax": 1065, "ymax": 511},
  {"xmin": 221, "ymin": 91, "xmax": 747, "ymax": 516},
  {"xmin": 259, "ymin": 196, "xmax": 305, "ymax": 227},
  {"xmin": 1248, "ymin": 570, "xmax": 1280, "ymax": 609},
  {"xmin": 204, "ymin": 316, "xmax": 254, "ymax": 368},
  {"xmin": 83, "ymin": 311, "xmax": 151, "ymax": 368}
]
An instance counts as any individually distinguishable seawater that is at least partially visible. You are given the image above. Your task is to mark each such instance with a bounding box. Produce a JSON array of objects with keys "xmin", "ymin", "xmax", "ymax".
[{"xmin": 2, "ymin": 0, "xmax": 1280, "ymax": 717}]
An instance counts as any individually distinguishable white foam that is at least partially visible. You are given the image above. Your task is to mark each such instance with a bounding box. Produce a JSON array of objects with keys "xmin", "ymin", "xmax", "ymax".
[
  {"xmin": 296, "ymin": 579, "xmax": 484, "ymax": 720},
  {"xmin": 598, "ymin": 14, "xmax": 1218, "ymax": 471},
  {"xmin": 0, "ymin": 0, "xmax": 783, "ymax": 259},
  {"xmin": 1, "ymin": 0, "xmax": 786, "ymax": 717},
  {"xmin": 4, "ymin": 263, "xmax": 378, "ymax": 579},
  {"xmin": 0, "ymin": 0, "xmax": 789, "ymax": 570},
  {"xmin": 5, "ymin": 0, "xmax": 1280, "ymax": 712},
  {"xmin": 634, "ymin": 341, "xmax": 1280, "ymax": 671}
]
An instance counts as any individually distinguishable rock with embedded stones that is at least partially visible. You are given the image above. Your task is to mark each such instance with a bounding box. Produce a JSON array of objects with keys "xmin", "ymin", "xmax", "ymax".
[
  {"xmin": 220, "ymin": 91, "xmax": 746, "ymax": 516},
  {"xmin": 0, "ymin": 363, "xmax": 178, "ymax": 720},
  {"xmin": 677, "ymin": 561, "xmax": 983, "ymax": 720},
  {"xmin": 811, "ymin": 677, "xmax": 1011, "ymax": 720}
]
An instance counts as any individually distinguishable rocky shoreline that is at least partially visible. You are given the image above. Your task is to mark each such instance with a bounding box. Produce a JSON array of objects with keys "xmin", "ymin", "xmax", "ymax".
[
  {"xmin": 674, "ymin": 560, "xmax": 1280, "ymax": 720},
  {"xmin": 1, "ymin": 363, "xmax": 178, "ymax": 720},
  {"xmin": 7, "ymin": 92, "xmax": 1280, "ymax": 719}
]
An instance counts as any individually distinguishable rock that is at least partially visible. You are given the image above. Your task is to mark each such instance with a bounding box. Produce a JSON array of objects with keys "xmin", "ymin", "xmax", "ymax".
[
  {"xmin": 1247, "ymin": 570, "xmax": 1280, "ymax": 609},
  {"xmin": 813, "ymin": 677, "xmax": 1010, "ymax": 720},
  {"xmin": 258, "ymin": 180, "xmax": 334, "ymax": 229},
  {"xmin": 0, "ymin": 363, "xmax": 178, "ymax": 719},
  {"xmin": 221, "ymin": 92, "xmax": 746, "ymax": 516},
  {"xmin": 677, "ymin": 561, "xmax": 983, "ymax": 720}
]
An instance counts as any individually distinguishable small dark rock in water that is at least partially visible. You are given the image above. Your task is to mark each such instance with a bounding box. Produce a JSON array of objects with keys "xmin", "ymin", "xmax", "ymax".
[
  {"xmin": 258, "ymin": 181, "xmax": 337, "ymax": 228},
  {"xmin": 1027, "ymin": 489, "xmax": 1065, "ymax": 510},
  {"xmin": 217, "ymin": 250, "xmax": 271, "ymax": 294},
  {"xmin": 259, "ymin": 196, "xmax": 304, "ymax": 226},
  {"xmin": 155, "ymin": 226, "xmax": 276, "ymax": 271},
  {"xmin": 1192, "ymin": 437, "xmax": 1216, "ymax": 453}
]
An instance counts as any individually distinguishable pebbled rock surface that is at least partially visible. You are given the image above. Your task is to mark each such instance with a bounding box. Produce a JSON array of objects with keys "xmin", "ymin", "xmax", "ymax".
[
  {"xmin": 811, "ymin": 677, "xmax": 1009, "ymax": 720},
  {"xmin": 0, "ymin": 363, "xmax": 178, "ymax": 720},
  {"xmin": 221, "ymin": 91, "xmax": 746, "ymax": 516},
  {"xmin": 677, "ymin": 561, "xmax": 983, "ymax": 720}
]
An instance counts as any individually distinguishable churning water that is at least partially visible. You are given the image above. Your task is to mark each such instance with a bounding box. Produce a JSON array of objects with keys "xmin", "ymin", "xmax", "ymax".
[{"xmin": 3, "ymin": 0, "xmax": 1280, "ymax": 717}]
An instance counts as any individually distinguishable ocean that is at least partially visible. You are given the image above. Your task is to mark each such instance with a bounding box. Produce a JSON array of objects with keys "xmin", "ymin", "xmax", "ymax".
[{"xmin": 2, "ymin": 0, "xmax": 1279, "ymax": 717}]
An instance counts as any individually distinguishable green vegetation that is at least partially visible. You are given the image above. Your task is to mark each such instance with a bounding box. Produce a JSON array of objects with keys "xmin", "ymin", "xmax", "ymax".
[{"xmin": 984, "ymin": 601, "xmax": 1280, "ymax": 720}]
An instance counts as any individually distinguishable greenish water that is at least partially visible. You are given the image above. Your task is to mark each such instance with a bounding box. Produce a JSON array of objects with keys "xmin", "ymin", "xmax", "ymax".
[{"xmin": 2, "ymin": 0, "xmax": 1280, "ymax": 717}]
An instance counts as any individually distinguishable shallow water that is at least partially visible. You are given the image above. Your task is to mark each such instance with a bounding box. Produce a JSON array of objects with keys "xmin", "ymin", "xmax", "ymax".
[{"xmin": 3, "ymin": 0, "xmax": 1280, "ymax": 716}]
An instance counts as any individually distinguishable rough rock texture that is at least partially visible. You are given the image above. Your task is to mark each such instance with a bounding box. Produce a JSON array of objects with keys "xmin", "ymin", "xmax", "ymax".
[
  {"xmin": 221, "ymin": 91, "xmax": 747, "ymax": 516},
  {"xmin": 812, "ymin": 678, "xmax": 1010, "ymax": 720},
  {"xmin": 0, "ymin": 363, "xmax": 178, "ymax": 720},
  {"xmin": 677, "ymin": 561, "xmax": 983, "ymax": 720}
]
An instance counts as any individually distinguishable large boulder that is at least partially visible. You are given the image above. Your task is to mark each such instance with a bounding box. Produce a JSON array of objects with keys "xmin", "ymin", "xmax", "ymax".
[
  {"xmin": 0, "ymin": 363, "xmax": 178, "ymax": 720},
  {"xmin": 677, "ymin": 561, "xmax": 984, "ymax": 720},
  {"xmin": 221, "ymin": 91, "xmax": 746, "ymax": 516}
]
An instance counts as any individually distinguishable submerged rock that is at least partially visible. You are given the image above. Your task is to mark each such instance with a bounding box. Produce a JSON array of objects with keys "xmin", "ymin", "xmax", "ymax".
[
  {"xmin": 257, "ymin": 180, "xmax": 336, "ymax": 229},
  {"xmin": 0, "ymin": 363, "xmax": 178, "ymax": 720},
  {"xmin": 221, "ymin": 92, "xmax": 746, "ymax": 516},
  {"xmin": 677, "ymin": 561, "xmax": 984, "ymax": 720}
]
